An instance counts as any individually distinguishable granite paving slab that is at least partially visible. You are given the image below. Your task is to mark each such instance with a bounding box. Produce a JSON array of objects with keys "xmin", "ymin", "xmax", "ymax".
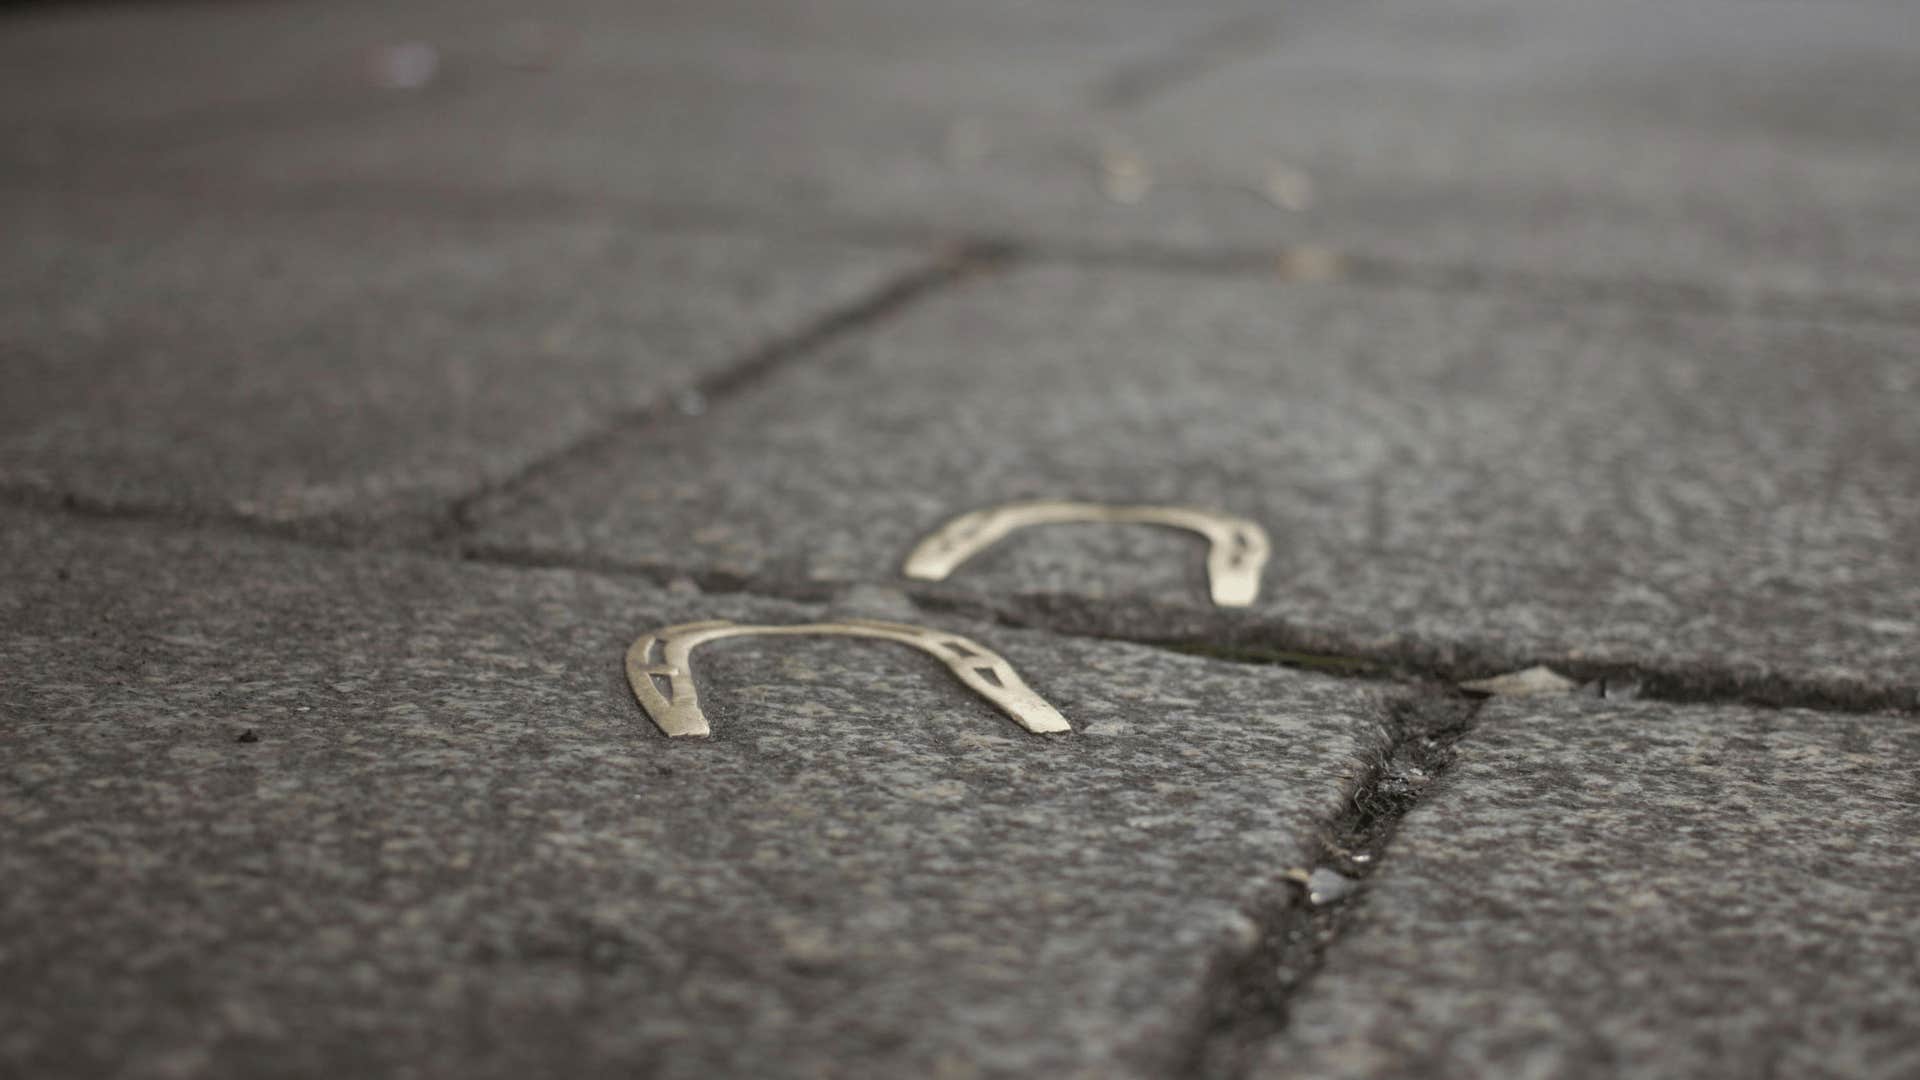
[
  {"xmin": 143, "ymin": 65, "xmax": 1082, "ymax": 238},
  {"xmin": 0, "ymin": 191, "xmax": 931, "ymax": 531},
  {"xmin": 0, "ymin": 2, "xmax": 407, "ymax": 173},
  {"xmin": 21, "ymin": 0, "xmax": 1916, "ymax": 310},
  {"xmin": 1115, "ymin": 0, "xmax": 1920, "ymax": 302},
  {"xmin": 467, "ymin": 262, "xmax": 1920, "ymax": 709},
  {"xmin": 0, "ymin": 508, "xmax": 1400, "ymax": 1078},
  {"xmin": 54, "ymin": 39, "xmax": 1226, "ymax": 259},
  {"xmin": 0, "ymin": 0, "xmax": 1273, "ymax": 183},
  {"xmin": 1255, "ymin": 695, "xmax": 1920, "ymax": 1079}
]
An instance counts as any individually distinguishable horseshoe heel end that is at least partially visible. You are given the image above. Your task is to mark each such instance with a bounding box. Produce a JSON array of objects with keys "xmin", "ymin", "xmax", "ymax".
[
  {"xmin": 1209, "ymin": 577, "xmax": 1259, "ymax": 607},
  {"xmin": 902, "ymin": 532, "xmax": 974, "ymax": 581},
  {"xmin": 648, "ymin": 715, "xmax": 710, "ymax": 738},
  {"xmin": 902, "ymin": 507, "xmax": 1017, "ymax": 582},
  {"xmin": 648, "ymin": 703, "xmax": 711, "ymax": 738},
  {"xmin": 1008, "ymin": 695, "xmax": 1071, "ymax": 734},
  {"xmin": 901, "ymin": 550, "xmax": 953, "ymax": 581},
  {"xmin": 1207, "ymin": 525, "xmax": 1270, "ymax": 607},
  {"xmin": 625, "ymin": 632, "xmax": 713, "ymax": 737},
  {"xmin": 947, "ymin": 658, "xmax": 1072, "ymax": 734}
]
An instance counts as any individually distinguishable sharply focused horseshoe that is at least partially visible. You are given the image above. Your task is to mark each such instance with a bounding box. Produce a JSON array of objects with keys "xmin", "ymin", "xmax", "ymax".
[
  {"xmin": 626, "ymin": 619, "xmax": 1071, "ymax": 738},
  {"xmin": 903, "ymin": 501, "xmax": 1270, "ymax": 607}
]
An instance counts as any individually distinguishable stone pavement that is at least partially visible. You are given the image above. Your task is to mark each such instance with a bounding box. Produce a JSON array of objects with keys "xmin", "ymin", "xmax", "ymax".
[{"xmin": 1, "ymin": 1, "xmax": 1914, "ymax": 1078}]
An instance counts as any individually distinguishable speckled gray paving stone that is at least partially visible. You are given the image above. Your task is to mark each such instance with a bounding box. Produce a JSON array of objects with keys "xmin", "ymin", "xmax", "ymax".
[
  {"xmin": 0, "ymin": 0, "xmax": 1271, "ymax": 182},
  {"xmin": 468, "ymin": 263, "xmax": 1920, "ymax": 708},
  {"xmin": 1255, "ymin": 695, "xmax": 1920, "ymax": 1079},
  {"xmin": 0, "ymin": 508, "xmax": 1397, "ymax": 1078},
  {"xmin": 0, "ymin": 191, "xmax": 928, "ymax": 529},
  {"xmin": 1116, "ymin": 0, "xmax": 1920, "ymax": 302},
  {"xmin": 22, "ymin": 0, "xmax": 1919, "ymax": 309}
]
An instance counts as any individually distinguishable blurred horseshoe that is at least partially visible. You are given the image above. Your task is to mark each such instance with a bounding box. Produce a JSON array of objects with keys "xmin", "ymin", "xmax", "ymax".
[
  {"xmin": 904, "ymin": 501, "xmax": 1269, "ymax": 607},
  {"xmin": 626, "ymin": 618, "xmax": 1070, "ymax": 738}
]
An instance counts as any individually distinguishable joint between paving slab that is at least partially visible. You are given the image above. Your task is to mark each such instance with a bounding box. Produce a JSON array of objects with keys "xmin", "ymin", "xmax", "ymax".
[
  {"xmin": 1167, "ymin": 690, "xmax": 1486, "ymax": 1080},
  {"xmin": 1087, "ymin": 10, "xmax": 1295, "ymax": 112},
  {"xmin": 439, "ymin": 545, "xmax": 1920, "ymax": 716},
  {"xmin": 1008, "ymin": 240, "xmax": 1920, "ymax": 330},
  {"xmin": 431, "ymin": 240, "xmax": 1018, "ymax": 544},
  {"xmin": 0, "ymin": 480, "xmax": 339, "ymax": 548},
  {"xmin": 902, "ymin": 587, "xmax": 1920, "ymax": 716},
  {"xmin": 14, "ymin": 178, "xmax": 1920, "ymax": 330},
  {"xmin": 5, "ymin": 486, "xmax": 1912, "ymax": 717}
]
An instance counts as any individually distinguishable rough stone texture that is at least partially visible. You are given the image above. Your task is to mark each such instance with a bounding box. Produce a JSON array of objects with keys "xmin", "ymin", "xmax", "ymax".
[
  {"xmin": 0, "ymin": 191, "xmax": 928, "ymax": 528},
  {"xmin": 1121, "ymin": 0, "xmax": 1920, "ymax": 302},
  {"xmin": 0, "ymin": 0, "xmax": 1261, "ymax": 133},
  {"xmin": 0, "ymin": 0, "xmax": 1274, "ymax": 185},
  {"xmin": 469, "ymin": 263, "xmax": 1920, "ymax": 708},
  {"xmin": 1257, "ymin": 695, "xmax": 1920, "ymax": 1079},
  {"xmin": 17, "ymin": 0, "xmax": 1917, "ymax": 310},
  {"xmin": 0, "ymin": 508, "xmax": 1397, "ymax": 1078},
  {"xmin": 5, "ymin": 0, "xmax": 1919, "ymax": 1074}
]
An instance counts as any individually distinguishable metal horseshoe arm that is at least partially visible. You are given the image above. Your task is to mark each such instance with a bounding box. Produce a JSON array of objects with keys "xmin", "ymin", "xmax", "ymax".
[
  {"xmin": 903, "ymin": 501, "xmax": 1270, "ymax": 607},
  {"xmin": 625, "ymin": 619, "xmax": 1070, "ymax": 737}
]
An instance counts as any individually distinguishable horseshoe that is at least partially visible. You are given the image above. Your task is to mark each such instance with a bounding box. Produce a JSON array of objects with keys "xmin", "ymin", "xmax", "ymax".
[
  {"xmin": 626, "ymin": 619, "xmax": 1070, "ymax": 738},
  {"xmin": 904, "ymin": 501, "xmax": 1269, "ymax": 607}
]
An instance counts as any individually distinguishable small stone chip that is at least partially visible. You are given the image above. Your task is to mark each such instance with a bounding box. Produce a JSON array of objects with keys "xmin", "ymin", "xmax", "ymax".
[
  {"xmin": 1307, "ymin": 868, "xmax": 1360, "ymax": 906},
  {"xmin": 1459, "ymin": 665, "xmax": 1580, "ymax": 697}
]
